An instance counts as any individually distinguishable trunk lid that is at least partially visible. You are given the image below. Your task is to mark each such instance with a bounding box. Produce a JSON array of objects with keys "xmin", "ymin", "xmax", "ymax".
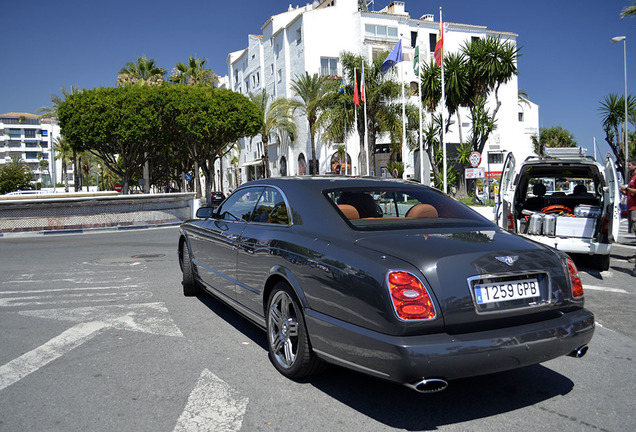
[{"xmin": 355, "ymin": 227, "xmax": 571, "ymax": 333}]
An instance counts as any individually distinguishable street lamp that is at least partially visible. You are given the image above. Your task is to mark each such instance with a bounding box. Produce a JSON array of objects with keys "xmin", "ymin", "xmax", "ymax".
[{"xmin": 611, "ymin": 35, "xmax": 628, "ymax": 182}]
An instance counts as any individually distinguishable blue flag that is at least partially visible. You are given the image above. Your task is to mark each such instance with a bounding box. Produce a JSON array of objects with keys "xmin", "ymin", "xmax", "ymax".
[
  {"xmin": 338, "ymin": 77, "xmax": 345, "ymax": 94},
  {"xmin": 381, "ymin": 39, "xmax": 403, "ymax": 72}
]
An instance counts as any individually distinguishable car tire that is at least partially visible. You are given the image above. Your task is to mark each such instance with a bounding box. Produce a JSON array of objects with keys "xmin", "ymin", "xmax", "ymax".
[
  {"xmin": 266, "ymin": 282, "xmax": 323, "ymax": 379},
  {"xmin": 595, "ymin": 254, "xmax": 610, "ymax": 271},
  {"xmin": 181, "ymin": 242, "xmax": 201, "ymax": 296}
]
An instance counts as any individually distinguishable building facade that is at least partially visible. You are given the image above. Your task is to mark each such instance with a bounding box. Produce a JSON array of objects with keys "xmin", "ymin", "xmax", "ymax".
[
  {"xmin": 0, "ymin": 112, "xmax": 68, "ymax": 189},
  {"xmin": 223, "ymin": 0, "xmax": 540, "ymax": 190}
]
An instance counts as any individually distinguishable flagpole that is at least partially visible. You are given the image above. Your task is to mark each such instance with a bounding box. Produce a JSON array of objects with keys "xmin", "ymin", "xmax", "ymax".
[
  {"xmin": 439, "ymin": 7, "xmax": 447, "ymax": 194},
  {"xmin": 354, "ymin": 67, "xmax": 360, "ymax": 175},
  {"xmin": 401, "ymin": 35, "xmax": 406, "ymax": 179},
  {"xmin": 362, "ymin": 63, "xmax": 370, "ymax": 176},
  {"xmin": 416, "ymin": 24, "xmax": 424, "ymax": 185}
]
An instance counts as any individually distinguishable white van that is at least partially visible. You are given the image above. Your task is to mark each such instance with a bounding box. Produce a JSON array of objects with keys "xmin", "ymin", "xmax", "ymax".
[{"xmin": 497, "ymin": 148, "xmax": 621, "ymax": 270}]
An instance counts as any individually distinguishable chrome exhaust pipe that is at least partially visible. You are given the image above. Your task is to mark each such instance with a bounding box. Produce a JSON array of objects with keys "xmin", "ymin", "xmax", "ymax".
[
  {"xmin": 404, "ymin": 378, "xmax": 448, "ymax": 393},
  {"xmin": 567, "ymin": 345, "xmax": 589, "ymax": 358}
]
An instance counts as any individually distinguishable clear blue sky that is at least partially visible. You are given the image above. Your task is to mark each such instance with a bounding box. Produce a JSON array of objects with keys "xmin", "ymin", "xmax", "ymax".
[{"xmin": 1, "ymin": 0, "xmax": 634, "ymax": 158}]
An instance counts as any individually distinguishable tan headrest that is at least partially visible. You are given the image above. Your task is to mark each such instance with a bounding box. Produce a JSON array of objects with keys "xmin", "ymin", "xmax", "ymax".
[
  {"xmin": 338, "ymin": 204, "xmax": 360, "ymax": 220},
  {"xmin": 406, "ymin": 204, "xmax": 438, "ymax": 218}
]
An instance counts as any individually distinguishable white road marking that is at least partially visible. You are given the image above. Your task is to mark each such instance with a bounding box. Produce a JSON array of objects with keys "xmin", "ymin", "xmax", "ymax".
[
  {"xmin": 174, "ymin": 369, "xmax": 248, "ymax": 432},
  {"xmin": 0, "ymin": 321, "xmax": 107, "ymax": 392},
  {"xmin": 0, "ymin": 291, "xmax": 152, "ymax": 307},
  {"xmin": 584, "ymin": 285, "xmax": 629, "ymax": 294},
  {"xmin": 17, "ymin": 303, "xmax": 184, "ymax": 337},
  {"xmin": 0, "ymin": 285, "xmax": 140, "ymax": 294}
]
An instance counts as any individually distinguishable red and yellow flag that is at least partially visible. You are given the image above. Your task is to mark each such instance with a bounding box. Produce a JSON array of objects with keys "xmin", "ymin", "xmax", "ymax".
[{"xmin": 434, "ymin": 16, "xmax": 444, "ymax": 67}]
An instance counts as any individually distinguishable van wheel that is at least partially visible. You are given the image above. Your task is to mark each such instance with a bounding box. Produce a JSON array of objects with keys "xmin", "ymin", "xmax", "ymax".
[{"xmin": 595, "ymin": 254, "xmax": 610, "ymax": 271}]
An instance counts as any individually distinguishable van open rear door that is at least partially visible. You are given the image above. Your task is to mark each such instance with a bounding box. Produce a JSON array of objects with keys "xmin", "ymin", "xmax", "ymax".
[
  {"xmin": 497, "ymin": 152, "xmax": 516, "ymax": 231},
  {"xmin": 604, "ymin": 153, "xmax": 621, "ymax": 242}
]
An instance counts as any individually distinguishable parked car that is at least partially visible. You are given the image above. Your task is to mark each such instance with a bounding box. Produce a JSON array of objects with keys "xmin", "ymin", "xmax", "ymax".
[
  {"xmin": 179, "ymin": 177, "xmax": 594, "ymax": 392},
  {"xmin": 210, "ymin": 191, "xmax": 225, "ymax": 207},
  {"xmin": 497, "ymin": 149, "xmax": 621, "ymax": 271}
]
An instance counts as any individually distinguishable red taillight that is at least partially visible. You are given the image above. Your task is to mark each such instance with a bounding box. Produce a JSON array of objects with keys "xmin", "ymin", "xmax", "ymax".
[
  {"xmin": 387, "ymin": 271, "xmax": 436, "ymax": 320},
  {"xmin": 566, "ymin": 257, "xmax": 584, "ymax": 298},
  {"xmin": 507, "ymin": 213, "xmax": 514, "ymax": 230}
]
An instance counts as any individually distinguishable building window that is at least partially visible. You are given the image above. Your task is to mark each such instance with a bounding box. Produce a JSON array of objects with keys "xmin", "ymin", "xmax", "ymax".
[
  {"xmin": 277, "ymin": 69, "xmax": 282, "ymax": 83},
  {"xmin": 24, "ymin": 129, "xmax": 36, "ymax": 138},
  {"xmin": 41, "ymin": 130, "xmax": 48, "ymax": 137},
  {"xmin": 365, "ymin": 24, "xmax": 398, "ymax": 39},
  {"xmin": 296, "ymin": 28, "xmax": 302, "ymax": 45},
  {"xmin": 518, "ymin": 112, "xmax": 524, "ymax": 122},
  {"xmin": 429, "ymin": 33, "xmax": 437, "ymax": 52},
  {"xmin": 320, "ymin": 57, "xmax": 338, "ymax": 76},
  {"xmin": 270, "ymin": 64, "xmax": 274, "ymax": 74},
  {"xmin": 488, "ymin": 153, "xmax": 504, "ymax": 164},
  {"xmin": 8, "ymin": 129, "xmax": 21, "ymax": 139}
]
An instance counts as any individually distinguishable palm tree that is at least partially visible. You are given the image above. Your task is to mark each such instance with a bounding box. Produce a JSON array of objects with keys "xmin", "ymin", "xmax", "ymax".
[
  {"xmin": 117, "ymin": 56, "xmax": 166, "ymax": 86},
  {"xmin": 621, "ymin": 1, "xmax": 636, "ymax": 17},
  {"xmin": 290, "ymin": 72, "xmax": 332, "ymax": 174},
  {"xmin": 54, "ymin": 137, "xmax": 73, "ymax": 192},
  {"xmin": 249, "ymin": 90, "xmax": 297, "ymax": 178},
  {"xmin": 37, "ymin": 86, "xmax": 82, "ymax": 120},
  {"xmin": 321, "ymin": 54, "xmax": 405, "ymax": 175},
  {"xmin": 169, "ymin": 56, "xmax": 218, "ymax": 86},
  {"xmin": 600, "ymin": 93, "xmax": 636, "ymax": 175}
]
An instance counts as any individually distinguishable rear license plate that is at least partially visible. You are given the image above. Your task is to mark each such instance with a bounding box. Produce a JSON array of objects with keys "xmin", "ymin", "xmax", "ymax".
[{"xmin": 474, "ymin": 278, "xmax": 540, "ymax": 304}]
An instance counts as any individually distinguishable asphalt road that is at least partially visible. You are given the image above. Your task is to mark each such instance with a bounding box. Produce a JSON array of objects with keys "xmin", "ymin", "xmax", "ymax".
[{"xmin": 0, "ymin": 225, "xmax": 635, "ymax": 432}]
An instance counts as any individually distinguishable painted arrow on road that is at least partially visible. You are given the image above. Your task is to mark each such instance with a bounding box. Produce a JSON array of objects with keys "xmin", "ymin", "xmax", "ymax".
[{"xmin": 0, "ymin": 302, "xmax": 183, "ymax": 392}]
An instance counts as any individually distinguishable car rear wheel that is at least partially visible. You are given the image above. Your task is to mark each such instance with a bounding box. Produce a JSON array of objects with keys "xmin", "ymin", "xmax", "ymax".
[
  {"xmin": 181, "ymin": 242, "xmax": 201, "ymax": 296},
  {"xmin": 266, "ymin": 282, "xmax": 323, "ymax": 378}
]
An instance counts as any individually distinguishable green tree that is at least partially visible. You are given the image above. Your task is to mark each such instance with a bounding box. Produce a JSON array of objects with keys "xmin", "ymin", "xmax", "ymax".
[
  {"xmin": 0, "ymin": 157, "xmax": 33, "ymax": 194},
  {"xmin": 531, "ymin": 126, "xmax": 577, "ymax": 156},
  {"xmin": 600, "ymin": 93, "xmax": 636, "ymax": 176},
  {"xmin": 290, "ymin": 72, "xmax": 332, "ymax": 174},
  {"xmin": 117, "ymin": 56, "xmax": 166, "ymax": 87},
  {"xmin": 249, "ymin": 90, "xmax": 297, "ymax": 178},
  {"xmin": 58, "ymin": 86, "xmax": 162, "ymax": 194},
  {"xmin": 164, "ymin": 86, "xmax": 262, "ymax": 204},
  {"xmin": 169, "ymin": 56, "xmax": 218, "ymax": 86}
]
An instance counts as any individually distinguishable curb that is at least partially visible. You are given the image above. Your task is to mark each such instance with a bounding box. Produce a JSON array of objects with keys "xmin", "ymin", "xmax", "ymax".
[{"xmin": 0, "ymin": 222, "xmax": 181, "ymax": 238}]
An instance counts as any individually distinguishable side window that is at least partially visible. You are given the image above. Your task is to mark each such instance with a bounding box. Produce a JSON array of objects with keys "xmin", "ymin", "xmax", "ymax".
[
  {"xmin": 251, "ymin": 187, "xmax": 290, "ymax": 225},
  {"xmin": 217, "ymin": 187, "xmax": 264, "ymax": 222}
]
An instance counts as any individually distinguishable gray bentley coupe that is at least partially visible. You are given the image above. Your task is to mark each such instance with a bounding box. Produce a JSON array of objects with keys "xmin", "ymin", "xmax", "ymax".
[{"xmin": 178, "ymin": 177, "xmax": 594, "ymax": 392}]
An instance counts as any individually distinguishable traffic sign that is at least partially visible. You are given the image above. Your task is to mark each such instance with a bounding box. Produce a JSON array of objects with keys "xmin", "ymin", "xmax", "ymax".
[
  {"xmin": 469, "ymin": 151, "xmax": 481, "ymax": 168},
  {"xmin": 465, "ymin": 167, "xmax": 485, "ymax": 179},
  {"xmin": 114, "ymin": 183, "xmax": 122, "ymax": 192}
]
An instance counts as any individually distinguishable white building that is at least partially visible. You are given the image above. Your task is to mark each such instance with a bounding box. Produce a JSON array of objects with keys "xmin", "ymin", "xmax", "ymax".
[
  {"xmin": 224, "ymin": 0, "xmax": 538, "ymax": 188},
  {"xmin": 0, "ymin": 112, "xmax": 69, "ymax": 188}
]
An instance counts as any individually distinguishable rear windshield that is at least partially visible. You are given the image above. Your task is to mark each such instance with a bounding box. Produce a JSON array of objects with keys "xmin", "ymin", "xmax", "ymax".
[{"xmin": 324, "ymin": 186, "xmax": 493, "ymax": 231}]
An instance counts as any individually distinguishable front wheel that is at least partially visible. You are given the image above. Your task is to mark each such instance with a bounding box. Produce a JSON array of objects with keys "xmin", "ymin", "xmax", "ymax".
[
  {"xmin": 266, "ymin": 283, "xmax": 323, "ymax": 379},
  {"xmin": 181, "ymin": 242, "xmax": 201, "ymax": 296}
]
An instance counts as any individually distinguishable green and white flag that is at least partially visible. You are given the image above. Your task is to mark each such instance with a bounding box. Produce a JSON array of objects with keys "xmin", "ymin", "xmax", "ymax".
[{"xmin": 413, "ymin": 46, "xmax": 420, "ymax": 74}]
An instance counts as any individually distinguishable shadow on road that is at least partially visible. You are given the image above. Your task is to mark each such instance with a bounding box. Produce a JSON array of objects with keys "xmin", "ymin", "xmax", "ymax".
[
  {"xmin": 195, "ymin": 290, "xmax": 575, "ymax": 430},
  {"xmin": 307, "ymin": 364, "xmax": 573, "ymax": 430}
]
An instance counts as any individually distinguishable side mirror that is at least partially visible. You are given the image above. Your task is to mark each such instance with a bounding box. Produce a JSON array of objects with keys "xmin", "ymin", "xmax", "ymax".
[{"xmin": 195, "ymin": 207, "xmax": 214, "ymax": 219}]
